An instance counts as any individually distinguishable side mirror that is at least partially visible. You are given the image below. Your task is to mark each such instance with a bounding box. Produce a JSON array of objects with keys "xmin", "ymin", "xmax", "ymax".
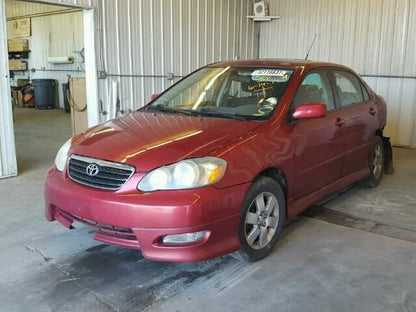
[
  {"xmin": 292, "ymin": 103, "xmax": 327, "ymax": 119},
  {"xmin": 150, "ymin": 94, "xmax": 160, "ymax": 101}
]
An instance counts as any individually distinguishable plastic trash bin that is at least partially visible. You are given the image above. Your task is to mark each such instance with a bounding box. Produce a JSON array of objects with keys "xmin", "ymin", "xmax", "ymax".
[{"xmin": 32, "ymin": 79, "xmax": 56, "ymax": 109}]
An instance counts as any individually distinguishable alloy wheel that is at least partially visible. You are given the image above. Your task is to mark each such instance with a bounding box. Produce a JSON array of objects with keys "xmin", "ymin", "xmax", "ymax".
[
  {"xmin": 372, "ymin": 143, "xmax": 383, "ymax": 179},
  {"xmin": 244, "ymin": 191, "xmax": 279, "ymax": 249}
]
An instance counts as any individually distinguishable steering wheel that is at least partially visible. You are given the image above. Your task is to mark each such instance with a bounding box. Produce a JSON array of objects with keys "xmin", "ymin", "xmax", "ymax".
[{"xmin": 257, "ymin": 97, "xmax": 278, "ymax": 115}]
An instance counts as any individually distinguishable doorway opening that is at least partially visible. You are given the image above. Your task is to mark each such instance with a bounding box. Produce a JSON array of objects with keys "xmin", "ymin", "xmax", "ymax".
[{"xmin": 1, "ymin": 0, "xmax": 98, "ymax": 177}]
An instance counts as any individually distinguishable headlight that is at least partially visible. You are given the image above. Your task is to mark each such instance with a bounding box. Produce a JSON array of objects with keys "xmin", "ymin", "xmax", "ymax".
[
  {"xmin": 138, "ymin": 157, "xmax": 227, "ymax": 191},
  {"xmin": 55, "ymin": 138, "xmax": 72, "ymax": 171}
]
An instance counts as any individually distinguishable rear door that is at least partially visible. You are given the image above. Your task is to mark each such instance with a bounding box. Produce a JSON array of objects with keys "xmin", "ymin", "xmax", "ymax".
[
  {"xmin": 291, "ymin": 70, "xmax": 345, "ymax": 199},
  {"xmin": 331, "ymin": 70, "xmax": 378, "ymax": 176}
]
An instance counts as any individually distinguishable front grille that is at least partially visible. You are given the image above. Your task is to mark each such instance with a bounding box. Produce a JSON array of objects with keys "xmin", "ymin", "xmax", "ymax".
[{"xmin": 68, "ymin": 154, "xmax": 135, "ymax": 190}]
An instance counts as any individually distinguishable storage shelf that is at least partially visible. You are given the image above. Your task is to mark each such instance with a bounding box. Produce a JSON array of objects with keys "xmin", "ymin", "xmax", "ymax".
[
  {"xmin": 8, "ymin": 50, "xmax": 31, "ymax": 53},
  {"xmin": 8, "ymin": 51, "xmax": 30, "ymax": 59},
  {"xmin": 247, "ymin": 15, "xmax": 281, "ymax": 22}
]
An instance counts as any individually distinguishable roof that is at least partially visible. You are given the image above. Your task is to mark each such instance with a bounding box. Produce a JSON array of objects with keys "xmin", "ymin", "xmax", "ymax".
[{"xmin": 207, "ymin": 59, "xmax": 350, "ymax": 71}]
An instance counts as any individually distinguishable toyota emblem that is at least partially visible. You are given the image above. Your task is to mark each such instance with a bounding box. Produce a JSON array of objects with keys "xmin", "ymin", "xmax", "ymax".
[{"xmin": 86, "ymin": 164, "xmax": 99, "ymax": 176}]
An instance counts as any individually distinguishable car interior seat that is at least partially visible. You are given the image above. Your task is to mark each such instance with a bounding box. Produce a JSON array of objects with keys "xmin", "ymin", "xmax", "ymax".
[{"xmin": 294, "ymin": 84, "xmax": 323, "ymax": 108}]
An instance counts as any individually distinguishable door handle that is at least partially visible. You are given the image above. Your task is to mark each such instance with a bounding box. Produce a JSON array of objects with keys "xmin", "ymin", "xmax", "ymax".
[
  {"xmin": 369, "ymin": 107, "xmax": 376, "ymax": 115},
  {"xmin": 335, "ymin": 117, "xmax": 345, "ymax": 127}
]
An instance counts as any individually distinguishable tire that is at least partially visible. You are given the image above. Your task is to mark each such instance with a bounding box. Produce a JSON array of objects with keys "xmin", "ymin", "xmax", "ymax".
[
  {"xmin": 235, "ymin": 176, "xmax": 286, "ymax": 262},
  {"xmin": 360, "ymin": 136, "xmax": 384, "ymax": 188}
]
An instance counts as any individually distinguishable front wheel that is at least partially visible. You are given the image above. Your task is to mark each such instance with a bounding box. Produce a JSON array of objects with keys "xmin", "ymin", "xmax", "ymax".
[
  {"xmin": 360, "ymin": 136, "xmax": 384, "ymax": 187},
  {"xmin": 235, "ymin": 177, "xmax": 286, "ymax": 262}
]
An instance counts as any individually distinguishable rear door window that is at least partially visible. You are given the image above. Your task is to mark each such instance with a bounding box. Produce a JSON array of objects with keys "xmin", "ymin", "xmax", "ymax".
[{"xmin": 334, "ymin": 71, "xmax": 368, "ymax": 107}]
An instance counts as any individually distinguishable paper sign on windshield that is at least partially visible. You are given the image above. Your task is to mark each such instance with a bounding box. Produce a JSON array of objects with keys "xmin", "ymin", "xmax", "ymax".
[{"xmin": 251, "ymin": 69, "xmax": 291, "ymax": 82}]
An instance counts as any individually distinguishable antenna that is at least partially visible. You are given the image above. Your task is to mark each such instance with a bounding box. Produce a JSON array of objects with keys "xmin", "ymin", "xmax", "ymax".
[{"xmin": 304, "ymin": 34, "xmax": 317, "ymax": 60}]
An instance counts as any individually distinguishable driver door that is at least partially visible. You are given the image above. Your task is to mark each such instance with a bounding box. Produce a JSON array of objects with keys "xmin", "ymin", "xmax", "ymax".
[{"xmin": 291, "ymin": 70, "xmax": 345, "ymax": 199}]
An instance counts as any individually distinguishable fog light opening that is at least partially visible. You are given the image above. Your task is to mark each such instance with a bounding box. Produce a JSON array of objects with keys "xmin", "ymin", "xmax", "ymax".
[{"xmin": 162, "ymin": 231, "xmax": 207, "ymax": 245}]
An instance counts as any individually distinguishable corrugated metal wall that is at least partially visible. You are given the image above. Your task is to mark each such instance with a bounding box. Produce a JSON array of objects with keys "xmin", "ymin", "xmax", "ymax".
[
  {"xmin": 7, "ymin": 0, "xmax": 257, "ymax": 118},
  {"xmin": 96, "ymin": 0, "xmax": 256, "ymax": 119},
  {"xmin": 259, "ymin": 0, "xmax": 416, "ymax": 147},
  {"xmin": 9, "ymin": 0, "xmax": 256, "ymax": 118},
  {"xmin": 0, "ymin": 0, "xmax": 17, "ymax": 178},
  {"xmin": 6, "ymin": 0, "xmax": 72, "ymax": 16},
  {"xmin": 1, "ymin": 0, "xmax": 257, "ymax": 178}
]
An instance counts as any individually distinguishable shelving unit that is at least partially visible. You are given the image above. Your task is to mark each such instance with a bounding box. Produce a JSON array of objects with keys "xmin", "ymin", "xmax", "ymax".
[
  {"xmin": 8, "ymin": 51, "xmax": 30, "ymax": 59},
  {"xmin": 9, "ymin": 51, "xmax": 30, "ymax": 71},
  {"xmin": 247, "ymin": 15, "xmax": 281, "ymax": 22},
  {"xmin": 8, "ymin": 39, "xmax": 30, "ymax": 72}
]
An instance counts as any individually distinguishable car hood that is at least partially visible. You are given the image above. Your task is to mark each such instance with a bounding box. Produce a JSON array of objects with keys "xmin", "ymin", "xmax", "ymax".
[{"xmin": 70, "ymin": 111, "xmax": 262, "ymax": 171}]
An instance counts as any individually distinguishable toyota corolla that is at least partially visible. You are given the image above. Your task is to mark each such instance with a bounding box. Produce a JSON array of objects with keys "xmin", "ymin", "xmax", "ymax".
[{"xmin": 45, "ymin": 59, "xmax": 391, "ymax": 262}]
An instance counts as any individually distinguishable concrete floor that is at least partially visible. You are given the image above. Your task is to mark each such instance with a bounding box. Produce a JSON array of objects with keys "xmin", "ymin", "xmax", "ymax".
[{"xmin": 1, "ymin": 108, "xmax": 416, "ymax": 312}]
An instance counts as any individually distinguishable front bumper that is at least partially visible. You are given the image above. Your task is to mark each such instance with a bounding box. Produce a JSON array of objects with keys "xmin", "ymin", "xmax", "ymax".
[{"xmin": 44, "ymin": 167, "xmax": 249, "ymax": 262}]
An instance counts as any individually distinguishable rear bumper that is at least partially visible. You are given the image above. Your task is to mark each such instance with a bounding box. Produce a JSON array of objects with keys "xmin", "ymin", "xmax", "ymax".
[{"xmin": 45, "ymin": 166, "xmax": 248, "ymax": 262}]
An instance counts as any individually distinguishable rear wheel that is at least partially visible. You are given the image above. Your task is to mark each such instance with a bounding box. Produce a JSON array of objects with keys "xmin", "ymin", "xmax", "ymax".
[
  {"xmin": 235, "ymin": 177, "xmax": 286, "ymax": 262},
  {"xmin": 360, "ymin": 136, "xmax": 384, "ymax": 187}
]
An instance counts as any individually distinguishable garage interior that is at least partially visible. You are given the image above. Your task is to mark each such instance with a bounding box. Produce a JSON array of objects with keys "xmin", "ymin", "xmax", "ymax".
[{"xmin": 0, "ymin": 0, "xmax": 415, "ymax": 311}]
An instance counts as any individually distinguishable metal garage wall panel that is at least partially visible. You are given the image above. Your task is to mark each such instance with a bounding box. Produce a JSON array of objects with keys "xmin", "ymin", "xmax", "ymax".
[
  {"xmin": 5, "ymin": 0, "xmax": 257, "ymax": 117},
  {"xmin": 94, "ymin": 0, "xmax": 257, "ymax": 117},
  {"xmin": 0, "ymin": 0, "xmax": 17, "ymax": 178},
  {"xmin": 1, "ymin": 0, "xmax": 257, "ymax": 178},
  {"xmin": 260, "ymin": 0, "xmax": 415, "ymax": 75},
  {"xmin": 404, "ymin": 0, "xmax": 416, "ymax": 77},
  {"xmin": 399, "ymin": 79, "xmax": 416, "ymax": 146},
  {"xmin": 260, "ymin": 0, "xmax": 416, "ymax": 147},
  {"xmin": 363, "ymin": 77, "xmax": 416, "ymax": 148},
  {"xmin": 6, "ymin": 0, "xmax": 98, "ymax": 12},
  {"xmin": 25, "ymin": 0, "xmax": 96, "ymax": 9},
  {"xmin": 5, "ymin": 0, "xmax": 68, "ymax": 17},
  {"xmin": 240, "ymin": 0, "xmax": 256, "ymax": 59}
]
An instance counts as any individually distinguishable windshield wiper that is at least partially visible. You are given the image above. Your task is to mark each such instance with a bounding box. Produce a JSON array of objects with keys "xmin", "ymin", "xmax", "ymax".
[
  {"xmin": 146, "ymin": 105, "xmax": 251, "ymax": 121},
  {"xmin": 196, "ymin": 109, "xmax": 250, "ymax": 121},
  {"xmin": 145, "ymin": 105, "xmax": 195, "ymax": 116}
]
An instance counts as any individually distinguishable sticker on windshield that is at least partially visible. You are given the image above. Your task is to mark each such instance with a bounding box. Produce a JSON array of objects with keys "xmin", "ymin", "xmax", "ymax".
[
  {"xmin": 251, "ymin": 69, "xmax": 291, "ymax": 82},
  {"xmin": 252, "ymin": 69, "xmax": 288, "ymax": 76}
]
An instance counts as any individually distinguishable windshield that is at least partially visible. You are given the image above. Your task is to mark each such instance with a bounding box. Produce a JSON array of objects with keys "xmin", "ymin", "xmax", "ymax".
[{"xmin": 147, "ymin": 66, "xmax": 294, "ymax": 120}]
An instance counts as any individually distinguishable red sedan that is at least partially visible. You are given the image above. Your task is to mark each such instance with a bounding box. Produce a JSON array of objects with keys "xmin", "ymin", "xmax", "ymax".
[{"xmin": 45, "ymin": 60, "xmax": 391, "ymax": 262}]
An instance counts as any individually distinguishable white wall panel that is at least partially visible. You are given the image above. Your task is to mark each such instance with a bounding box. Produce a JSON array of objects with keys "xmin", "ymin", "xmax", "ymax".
[
  {"xmin": 94, "ymin": 0, "xmax": 257, "ymax": 118},
  {"xmin": 6, "ymin": 0, "xmax": 70, "ymax": 17},
  {"xmin": 20, "ymin": 0, "xmax": 96, "ymax": 9},
  {"xmin": 260, "ymin": 0, "xmax": 416, "ymax": 147},
  {"xmin": 363, "ymin": 77, "xmax": 415, "ymax": 147},
  {"xmin": 28, "ymin": 11, "xmax": 84, "ymax": 109},
  {"xmin": 0, "ymin": 0, "xmax": 17, "ymax": 178},
  {"xmin": 7, "ymin": 0, "xmax": 257, "ymax": 116}
]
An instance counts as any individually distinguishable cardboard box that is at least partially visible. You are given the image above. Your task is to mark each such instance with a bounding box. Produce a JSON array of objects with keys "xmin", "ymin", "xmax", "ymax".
[
  {"xmin": 11, "ymin": 90, "xmax": 19, "ymax": 107},
  {"xmin": 8, "ymin": 39, "xmax": 29, "ymax": 52},
  {"xmin": 16, "ymin": 79, "xmax": 29, "ymax": 87},
  {"xmin": 11, "ymin": 90, "xmax": 23, "ymax": 108},
  {"xmin": 9, "ymin": 59, "xmax": 27, "ymax": 71},
  {"xmin": 69, "ymin": 78, "xmax": 88, "ymax": 135},
  {"xmin": 17, "ymin": 90, "xmax": 23, "ymax": 107}
]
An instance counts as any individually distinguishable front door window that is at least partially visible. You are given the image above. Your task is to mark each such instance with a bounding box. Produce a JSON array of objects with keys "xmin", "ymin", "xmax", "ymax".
[{"xmin": 293, "ymin": 71, "xmax": 335, "ymax": 111}]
